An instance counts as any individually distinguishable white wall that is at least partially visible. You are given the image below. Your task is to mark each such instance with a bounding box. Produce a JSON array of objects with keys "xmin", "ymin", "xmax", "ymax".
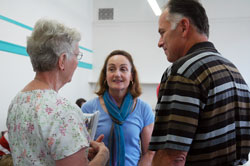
[
  {"xmin": 202, "ymin": 0, "xmax": 250, "ymax": 85},
  {"xmin": 1, "ymin": 0, "xmax": 250, "ymax": 132},
  {"xmin": 0, "ymin": 0, "xmax": 93, "ymax": 132},
  {"xmin": 92, "ymin": 0, "xmax": 250, "ymax": 109},
  {"xmin": 91, "ymin": 0, "xmax": 168, "ymax": 108}
]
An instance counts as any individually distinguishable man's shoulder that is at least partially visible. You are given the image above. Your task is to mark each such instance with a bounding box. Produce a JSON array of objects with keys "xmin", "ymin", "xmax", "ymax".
[{"xmin": 171, "ymin": 49, "xmax": 221, "ymax": 77}]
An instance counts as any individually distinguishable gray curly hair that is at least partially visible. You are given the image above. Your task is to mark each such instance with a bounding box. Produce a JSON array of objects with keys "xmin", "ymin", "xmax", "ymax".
[{"xmin": 27, "ymin": 18, "xmax": 81, "ymax": 72}]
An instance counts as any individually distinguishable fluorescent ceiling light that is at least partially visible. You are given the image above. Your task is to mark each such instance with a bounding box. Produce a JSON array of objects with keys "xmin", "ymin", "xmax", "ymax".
[{"xmin": 147, "ymin": 0, "xmax": 162, "ymax": 16}]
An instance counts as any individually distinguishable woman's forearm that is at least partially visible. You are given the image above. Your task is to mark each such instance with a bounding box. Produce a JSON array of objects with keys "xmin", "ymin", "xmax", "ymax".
[{"xmin": 138, "ymin": 151, "xmax": 155, "ymax": 166}]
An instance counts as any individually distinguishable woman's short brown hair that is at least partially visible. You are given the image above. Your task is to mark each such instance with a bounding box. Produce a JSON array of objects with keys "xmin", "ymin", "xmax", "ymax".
[{"xmin": 95, "ymin": 50, "xmax": 142, "ymax": 98}]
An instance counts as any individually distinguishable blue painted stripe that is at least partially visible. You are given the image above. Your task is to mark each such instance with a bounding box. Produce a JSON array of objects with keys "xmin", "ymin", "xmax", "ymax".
[
  {"xmin": 0, "ymin": 14, "xmax": 33, "ymax": 31},
  {"xmin": 79, "ymin": 46, "xmax": 93, "ymax": 53},
  {"xmin": 0, "ymin": 14, "xmax": 93, "ymax": 53},
  {"xmin": 0, "ymin": 40, "xmax": 28, "ymax": 56},
  {"xmin": 0, "ymin": 40, "xmax": 92, "ymax": 69},
  {"xmin": 78, "ymin": 61, "xmax": 93, "ymax": 69}
]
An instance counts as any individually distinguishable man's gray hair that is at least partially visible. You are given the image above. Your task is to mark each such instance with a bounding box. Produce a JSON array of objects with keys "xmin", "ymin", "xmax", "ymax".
[
  {"xmin": 165, "ymin": 12, "xmax": 184, "ymax": 30},
  {"xmin": 27, "ymin": 18, "xmax": 81, "ymax": 72},
  {"xmin": 163, "ymin": 0, "xmax": 209, "ymax": 37}
]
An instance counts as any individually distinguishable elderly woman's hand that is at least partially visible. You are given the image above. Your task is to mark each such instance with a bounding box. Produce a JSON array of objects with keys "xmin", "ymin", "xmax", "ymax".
[
  {"xmin": 88, "ymin": 134, "xmax": 109, "ymax": 166},
  {"xmin": 88, "ymin": 134, "xmax": 108, "ymax": 161}
]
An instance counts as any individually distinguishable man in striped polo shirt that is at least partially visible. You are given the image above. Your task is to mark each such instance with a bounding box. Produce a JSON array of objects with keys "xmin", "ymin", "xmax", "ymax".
[{"xmin": 149, "ymin": 0, "xmax": 250, "ymax": 166}]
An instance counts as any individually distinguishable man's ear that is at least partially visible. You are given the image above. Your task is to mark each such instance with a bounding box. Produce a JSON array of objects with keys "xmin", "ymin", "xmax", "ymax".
[
  {"xmin": 179, "ymin": 17, "xmax": 190, "ymax": 37},
  {"xmin": 58, "ymin": 53, "xmax": 67, "ymax": 71}
]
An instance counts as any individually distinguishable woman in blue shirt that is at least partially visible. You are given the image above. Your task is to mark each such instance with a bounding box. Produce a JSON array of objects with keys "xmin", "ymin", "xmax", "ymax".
[{"xmin": 82, "ymin": 50, "xmax": 155, "ymax": 166}]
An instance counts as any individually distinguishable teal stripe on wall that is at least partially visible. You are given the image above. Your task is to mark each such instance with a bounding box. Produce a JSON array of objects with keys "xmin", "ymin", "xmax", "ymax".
[
  {"xmin": 79, "ymin": 46, "xmax": 93, "ymax": 53},
  {"xmin": 0, "ymin": 14, "xmax": 93, "ymax": 53},
  {"xmin": 0, "ymin": 15, "xmax": 33, "ymax": 31},
  {"xmin": 78, "ymin": 61, "xmax": 93, "ymax": 69},
  {"xmin": 0, "ymin": 40, "xmax": 93, "ymax": 69},
  {"xmin": 0, "ymin": 40, "xmax": 28, "ymax": 56}
]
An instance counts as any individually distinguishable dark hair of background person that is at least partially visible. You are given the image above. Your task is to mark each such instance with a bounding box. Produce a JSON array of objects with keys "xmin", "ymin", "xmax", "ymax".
[
  {"xmin": 166, "ymin": 0, "xmax": 209, "ymax": 37},
  {"xmin": 75, "ymin": 98, "xmax": 86, "ymax": 108},
  {"xmin": 95, "ymin": 50, "xmax": 142, "ymax": 98}
]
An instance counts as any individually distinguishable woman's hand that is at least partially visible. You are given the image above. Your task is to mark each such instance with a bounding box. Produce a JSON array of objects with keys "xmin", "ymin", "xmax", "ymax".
[
  {"xmin": 88, "ymin": 134, "xmax": 105, "ymax": 160},
  {"xmin": 88, "ymin": 134, "xmax": 109, "ymax": 166}
]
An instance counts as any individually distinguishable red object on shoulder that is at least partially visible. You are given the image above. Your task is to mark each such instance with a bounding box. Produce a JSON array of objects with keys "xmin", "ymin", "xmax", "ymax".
[
  {"xmin": 0, "ymin": 131, "xmax": 10, "ymax": 156},
  {"xmin": 156, "ymin": 83, "xmax": 160, "ymax": 98}
]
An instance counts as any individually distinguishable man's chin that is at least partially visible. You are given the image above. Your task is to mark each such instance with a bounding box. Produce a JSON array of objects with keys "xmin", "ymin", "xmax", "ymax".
[
  {"xmin": 164, "ymin": 50, "xmax": 169, "ymax": 56},
  {"xmin": 67, "ymin": 79, "xmax": 72, "ymax": 83},
  {"xmin": 167, "ymin": 55, "xmax": 174, "ymax": 63}
]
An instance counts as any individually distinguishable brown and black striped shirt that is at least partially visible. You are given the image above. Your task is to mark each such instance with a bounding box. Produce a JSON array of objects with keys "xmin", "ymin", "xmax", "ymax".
[{"xmin": 149, "ymin": 42, "xmax": 250, "ymax": 166}]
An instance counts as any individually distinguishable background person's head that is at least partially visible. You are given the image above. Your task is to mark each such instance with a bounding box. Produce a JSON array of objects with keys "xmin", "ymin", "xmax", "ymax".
[
  {"xmin": 75, "ymin": 98, "xmax": 86, "ymax": 108},
  {"xmin": 26, "ymin": 18, "xmax": 81, "ymax": 74},
  {"xmin": 96, "ymin": 50, "xmax": 141, "ymax": 98}
]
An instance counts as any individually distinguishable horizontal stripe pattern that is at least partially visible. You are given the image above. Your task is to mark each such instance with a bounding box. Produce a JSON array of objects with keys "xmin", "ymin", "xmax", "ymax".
[
  {"xmin": 0, "ymin": 40, "xmax": 28, "ymax": 56},
  {"xmin": 195, "ymin": 123, "xmax": 236, "ymax": 140},
  {"xmin": 149, "ymin": 42, "xmax": 250, "ymax": 166},
  {"xmin": 150, "ymin": 134, "xmax": 193, "ymax": 144},
  {"xmin": 208, "ymin": 82, "xmax": 249, "ymax": 97},
  {"xmin": 0, "ymin": 40, "xmax": 93, "ymax": 69},
  {"xmin": 0, "ymin": 14, "xmax": 94, "ymax": 69},
  {"xmin": 177, "ymin": 52, "xmax": 221, "ymax": 75},
  {"xmin": 0, "ymin": 14, "xmax": 33, "ymax": 30},
  {"xmin": 0, "ymin": 14, "xmax": 93, "ymax": 53}
]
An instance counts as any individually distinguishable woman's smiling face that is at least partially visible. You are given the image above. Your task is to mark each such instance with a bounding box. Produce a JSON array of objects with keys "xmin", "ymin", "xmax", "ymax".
[{"xmin": 106, "ymin": 54, "xmax": 132, "ymax": 93}]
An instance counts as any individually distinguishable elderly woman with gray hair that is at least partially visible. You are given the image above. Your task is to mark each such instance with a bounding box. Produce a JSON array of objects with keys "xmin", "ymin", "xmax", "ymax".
[{"xmin": 6, "ymin": 18, "xmax": 109, "ymax": 166}]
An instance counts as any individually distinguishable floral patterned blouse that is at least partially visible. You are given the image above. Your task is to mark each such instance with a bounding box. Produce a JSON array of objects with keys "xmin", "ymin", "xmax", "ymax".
[{"xmin": 6, "ymin": 89, "xmax": 90, "ymax": 165}]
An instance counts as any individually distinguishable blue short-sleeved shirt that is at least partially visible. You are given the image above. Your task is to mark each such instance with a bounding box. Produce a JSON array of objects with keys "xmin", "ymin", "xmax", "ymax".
[{"xmin": 82, "ymin": 97, "xmax": 154, "ymax": 166}]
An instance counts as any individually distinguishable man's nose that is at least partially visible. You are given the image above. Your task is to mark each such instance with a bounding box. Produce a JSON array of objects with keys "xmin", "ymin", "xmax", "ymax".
[{"xmin": 158, "ymin": 37, "xmax": 163, "ymax": 48}]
